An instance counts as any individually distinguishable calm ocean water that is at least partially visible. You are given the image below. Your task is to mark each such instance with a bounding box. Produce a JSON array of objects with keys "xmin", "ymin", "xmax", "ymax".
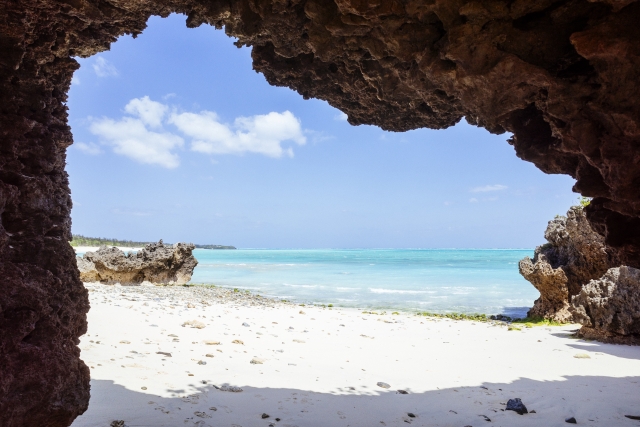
[{"xmin": 189, "ymin": 249, "xmax": 537, "ymax": 318}]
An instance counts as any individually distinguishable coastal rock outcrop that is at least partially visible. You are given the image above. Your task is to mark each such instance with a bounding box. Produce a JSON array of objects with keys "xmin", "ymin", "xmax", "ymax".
[
  {"xmin": 571, "ymin": 267, "xmax": 640, "ymax": 344},
  {"xmin": 519, "ymin": 206, "xmax": 616, "ymax": 321},
  {"xmin": 77, "ymin": 241, "xmax": 198, "ymax": 285},
  {"xmin": 2, "ymin": 0, "xmax": 640, "ymax": 425}
]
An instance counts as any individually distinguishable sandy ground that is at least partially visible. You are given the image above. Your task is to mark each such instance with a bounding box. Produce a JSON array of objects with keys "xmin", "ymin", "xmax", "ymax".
[
  {"xmin": 71, "ymin": 283, "xmax": 640, "ymax": 427},
  {"xmin": 74, "ymin": 246, "xmax": 143, "ymax": 254}
]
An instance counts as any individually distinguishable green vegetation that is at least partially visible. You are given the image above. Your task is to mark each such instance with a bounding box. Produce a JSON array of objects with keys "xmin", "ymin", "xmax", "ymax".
[
  {"xmin": 512, "ymin": 317, "xmax": 566, "ymax": 327},
  {"xmin": 69, "ymin": 234, "xmax": 235, "ymax": 249},
  {"xmin": 417, "ymin": 311, "xmax": 489, "ymax": 321},
  {"xmin": 328, "ymin": 304, "xmax": 334, "ymax": 307},
  {"xmin": 578, "ymin": 196, "xmax": 592, "ymax": 207},
  {"xmin": 70, "ymin": 234, "xmax": 152, "ymax": 248}
]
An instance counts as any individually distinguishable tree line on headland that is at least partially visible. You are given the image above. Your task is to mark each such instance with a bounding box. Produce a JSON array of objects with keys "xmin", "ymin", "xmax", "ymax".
[{"xmin": 69, "ymin": 234, "xmax": 236, "ymax": 249}]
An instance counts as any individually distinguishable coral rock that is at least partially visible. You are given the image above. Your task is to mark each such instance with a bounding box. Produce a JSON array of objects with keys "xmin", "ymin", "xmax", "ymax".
[
  {"xmin": 571, "ymin": 266, "xmax": 640, "ymax": 344},
  {"xmin": 519, "ymin": 206, "xmax": 616, "ymax": 321},
  {"xmin": 78, "ymin": 241, "xmax": 197, "ymax": 285}
]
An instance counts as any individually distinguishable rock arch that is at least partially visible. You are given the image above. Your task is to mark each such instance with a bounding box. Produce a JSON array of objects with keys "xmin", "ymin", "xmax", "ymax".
[{"xmin": 1, "ymin": 0, "xmax": 639, "ymax": 425}]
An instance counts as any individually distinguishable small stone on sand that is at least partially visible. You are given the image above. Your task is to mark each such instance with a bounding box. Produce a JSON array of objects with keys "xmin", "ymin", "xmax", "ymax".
[
  {"xmin": 183, "ymin": 320, "xmax": 206, "ymax": 329},
  {"xmin": 377, "ymin": 382, "xmax": 391, "ymax": 389},
  {"xmin": 506, "ymin": 398, "xmax": 528, "ymax": 415}
]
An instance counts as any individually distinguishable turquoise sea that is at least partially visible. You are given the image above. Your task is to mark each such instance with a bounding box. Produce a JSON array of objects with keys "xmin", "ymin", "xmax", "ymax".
[{"xmin": 189, "ymin": 249, "xmax": 537, "ymax": 318}]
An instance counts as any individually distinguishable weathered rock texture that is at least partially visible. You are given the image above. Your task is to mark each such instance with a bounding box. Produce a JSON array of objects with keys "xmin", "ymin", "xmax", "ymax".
[
  {"xmin": 78, "ymin": 241, "xmax": 198, "ymax": 285},
  {"xmin": 519, "ymin": 206, "xmax": 617, "ymax": 321},
  {"xmin": 571, "ymin": 266, "xmax": 640, "ymax": 344},
  {"xmin": 2, "ymin": 0, "xmax": 640, "ymax": 425}
]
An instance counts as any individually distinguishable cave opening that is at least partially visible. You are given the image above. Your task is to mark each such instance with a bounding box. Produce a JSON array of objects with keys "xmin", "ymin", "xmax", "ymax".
[
  {"xmin": 67, "ymin": 13, "xmax": 577, "ymax": 250},
  {"xmin": 2, "ymin": 1, "xmax": 640, "ymax": 426}
]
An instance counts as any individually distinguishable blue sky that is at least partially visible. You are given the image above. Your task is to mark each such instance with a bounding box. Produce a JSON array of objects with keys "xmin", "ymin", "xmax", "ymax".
[{"xmin": 67, "ymin": 14, "xmax": 578, "ymax": 249}]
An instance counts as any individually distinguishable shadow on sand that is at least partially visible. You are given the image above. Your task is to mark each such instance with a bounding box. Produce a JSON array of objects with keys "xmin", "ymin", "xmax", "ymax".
[{"xmin": 71, "ymin": 374, "xmax": 640, "ymax": 427}]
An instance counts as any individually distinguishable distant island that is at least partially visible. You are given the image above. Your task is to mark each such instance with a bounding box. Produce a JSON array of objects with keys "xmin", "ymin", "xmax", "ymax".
[{"xmin": 70, "ymin": 234, "xmax": 236, "ymax": 249}]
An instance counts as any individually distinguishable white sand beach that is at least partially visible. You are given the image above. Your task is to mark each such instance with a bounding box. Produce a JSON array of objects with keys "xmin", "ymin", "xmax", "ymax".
[{"xmin": 72, "ymin": 283, "xmax": 640, "ymax": 427}]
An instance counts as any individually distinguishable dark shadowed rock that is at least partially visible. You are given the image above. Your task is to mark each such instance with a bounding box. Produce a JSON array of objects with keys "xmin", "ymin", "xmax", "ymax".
[
  {"xmin": 78, "ymin": 241, "xmax": 197, "ymax": 285},
  {"xmin": 506, "ymin": 398, "xmax": 528, "ymax": 415},
  {"xmin": 519, "ymin": 206, "xmax": 617, "ymax": 321},
  {"xmin": 571, "ymin": 266, "xmax": 640, "ymax": 344}
]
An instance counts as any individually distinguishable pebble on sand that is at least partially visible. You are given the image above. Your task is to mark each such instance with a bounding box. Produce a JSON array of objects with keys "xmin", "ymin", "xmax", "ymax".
[
  {"xmin": 574, "ymin": 353, "xmax": 591, "ymax": 359},
  {"xmin": 506, "ymin": 398, "xmax": 528, "ymax": 415},
  {"xmin": 565, "ymin": 416, "xmax": 577, "ymax": 423},
  {"xmin": 250, "ymin": 357, "xmax": 265, "ymax": 364},
  {"xmin": 182, "ymin": 320, "xmax": 206, "ymax": 329},
  {"xmin": 377, "ymin": 382, "xmax": 391, "ymax": 389},
  {"xmin": 203, "ymin": 340, "xmax": 221, "ymax": 345},
  {"xmin": 218, "ymin": 385, "xmax": 243, "ymax": 392}
]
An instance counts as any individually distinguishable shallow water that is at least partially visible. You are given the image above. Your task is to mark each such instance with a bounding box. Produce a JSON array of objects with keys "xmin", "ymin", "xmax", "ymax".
[{"xmin": 189, "ymin": 249, "xmax": 537, "ymax": 317}]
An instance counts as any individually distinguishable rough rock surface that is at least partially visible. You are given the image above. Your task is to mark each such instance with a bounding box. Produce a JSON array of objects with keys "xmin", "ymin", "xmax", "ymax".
[
  {"xmin": 571, "ymin": 266, "xmax": 640, "ymax": 344},
  {"xmin": 2, "ymin": 0, "xmax": 640, "ymax": 425},
  {"xmin": 519, "ymin": 206, "xmax": 616, "ymax": 321},
  {"xmin": 78, "ymin": 241, "xmax": 198, "ymax": 285}
]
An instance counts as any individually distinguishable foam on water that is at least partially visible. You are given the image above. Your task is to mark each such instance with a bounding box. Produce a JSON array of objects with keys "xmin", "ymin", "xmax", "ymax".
[{"xmin": 190, "ymin": 249, "xmax": 537, "ymax": 317}]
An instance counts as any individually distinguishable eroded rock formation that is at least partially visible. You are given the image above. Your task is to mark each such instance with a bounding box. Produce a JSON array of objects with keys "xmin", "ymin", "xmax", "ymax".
[
  {"xmin": 77, "ymin": 241, "xmax": 198, "ymax": 285},
  {"xmin": 2, "ymin": 0, "xmax": 640, "ymax": 425},
  {"xmin": 571, "ymin": 266, "xmax": 640, "ymax": 344},
  {"xmin": 519, "ymin": 206, "xmax": 617, "ymax": 321}
]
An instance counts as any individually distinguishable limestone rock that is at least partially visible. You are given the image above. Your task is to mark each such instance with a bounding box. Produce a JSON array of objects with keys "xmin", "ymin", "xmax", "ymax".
[
  {"xmin": 571, "ymin": 267, "xmax": 640, "ymax": 344},
  {"xmin": 519, "ymin": 206, "xmax": 616, "ymax": 321},
  {"xmin": 76, "ymin": 257, "xmax": 100, "ymax": 283},
  {"xmin": 77, "ymin": 241, "xmax": 197, "ymax": 285}
]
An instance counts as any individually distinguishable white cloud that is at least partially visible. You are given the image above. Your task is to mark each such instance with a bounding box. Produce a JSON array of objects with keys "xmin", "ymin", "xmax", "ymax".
[
  {"xmin": 124, "ymin": 96, "xmax": 167, "ymax": 128},
  {"xmin": 470, "ymin": 184, "xmax": 508, "ymax": 193},
  {"xmin": 93, "ymin": 56, "xmax": 119, "ymax": 77},
  {"xmin": 170, "ymin": 110, "xmax": 306, "ymax": 158},
  {"xmin": 469, "ymin": 198, "xmax": 478, "ymax": 203},
  {"xmin": 89, "ymin": 97, "xmax": 184, "ymax": 168},
  {"xmin": 75, "ymin": 142, "xmax": 102, "ymax": 155},
  {"xmin": 334, "ymin": 112, "xmax": 348, "ymax": 121},
  {"xmin": 87, "ymin": 97, "xmax": 307, "ymax": 168}
]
